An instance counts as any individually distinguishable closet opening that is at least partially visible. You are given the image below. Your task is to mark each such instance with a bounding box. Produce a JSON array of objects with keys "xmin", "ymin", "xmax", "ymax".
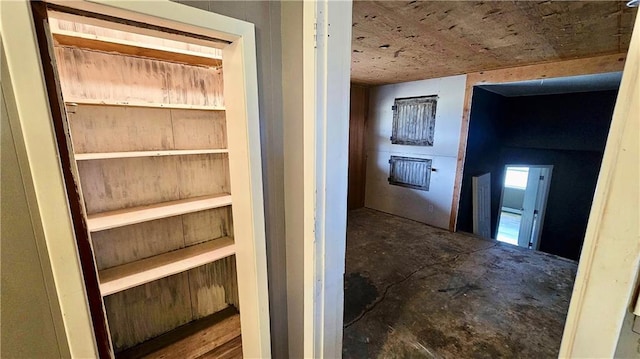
[{"xmin": 30, "ymin": 2, "xmax": 269, "ymax": 357}]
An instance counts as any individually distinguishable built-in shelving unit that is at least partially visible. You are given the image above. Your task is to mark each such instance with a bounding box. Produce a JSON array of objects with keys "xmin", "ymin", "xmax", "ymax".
[{"xmin": 47, "ymin": 10, "xmax": 244, "ymax": 357}]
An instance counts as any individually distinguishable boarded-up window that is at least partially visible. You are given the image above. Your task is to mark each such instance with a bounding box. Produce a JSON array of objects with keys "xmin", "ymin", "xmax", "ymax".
[
  {"xmin": 391, "ymin": 96, "xmax": 437, "ymax": 146},
  {"xmin": 388, "ymin": 156, "xmax": 432, "ymax": 191}
]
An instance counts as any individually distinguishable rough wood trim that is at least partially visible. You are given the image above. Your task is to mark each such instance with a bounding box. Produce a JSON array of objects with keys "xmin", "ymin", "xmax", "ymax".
[
  {"xmin": 449, "ymin": 53, "xmax": 627, "ymax": 231},
  {"xmin": 347, "ymin": 84, "xmax": 369, "ymax": 210}
]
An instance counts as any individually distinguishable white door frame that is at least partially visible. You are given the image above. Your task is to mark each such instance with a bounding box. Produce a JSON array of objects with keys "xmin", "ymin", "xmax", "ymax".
[
  {"xmin": 517, "ymin": 167, "xmax": 543, "ymax": 247},
  {"xmin": 1, "ymin": 1, "xmax": 270, "ymax": 357},
  {"xmin": 530, "ymin": 166, "xmax": 552, "ymax": 250},
  {"xmin": 302, "ymin": 1, "xmax": 353, "ymax": 357}
]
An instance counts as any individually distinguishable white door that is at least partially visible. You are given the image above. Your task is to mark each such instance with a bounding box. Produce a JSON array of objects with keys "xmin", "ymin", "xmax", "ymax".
[
  {"xmin": 472, "ymin": 173, "xmax": 491, "ymax": 239},
  {"xmin": 518, "ymin": 168, "xmax": 542, "ymax": 247},
  {"xmin": 517, "ymin": 167, "xmax": 553, "ymax": 248},
  {"xmin": 529, "ymin": 167, "xmax": 552, "ymax": 250}
]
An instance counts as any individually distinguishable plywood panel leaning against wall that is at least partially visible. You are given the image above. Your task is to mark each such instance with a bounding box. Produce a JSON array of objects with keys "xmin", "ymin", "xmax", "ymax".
[{"xmin": 43, "ymin": 9, "xmax": 245, "ymax": 357}]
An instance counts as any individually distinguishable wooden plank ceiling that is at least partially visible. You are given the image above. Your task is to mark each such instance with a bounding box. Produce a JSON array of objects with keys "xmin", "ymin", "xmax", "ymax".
[{"xmin": 352, "ymin": 1, "xmax": 637, "ymax": 85}]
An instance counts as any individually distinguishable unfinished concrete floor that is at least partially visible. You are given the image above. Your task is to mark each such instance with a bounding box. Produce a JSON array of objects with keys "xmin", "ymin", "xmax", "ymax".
[{"xmin": 343, "ymin": 208, "xmax": 578, "ymax": 359}]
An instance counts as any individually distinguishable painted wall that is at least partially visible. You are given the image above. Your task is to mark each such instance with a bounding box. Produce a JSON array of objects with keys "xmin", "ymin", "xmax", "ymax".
[
  {"xmin": 281, "ymin": 2, "xmax": 304, "ymax": 357},
  {"xmin": 459, "ymin": 89, "xmax": 617, "ymax": 260},
  {"xmin": 1, "ymin": 39, "xmax": 64, "ymax": 358},
  {"xmin": 365, "ymin": 75, "xmax": 466, "ymax": 229}
]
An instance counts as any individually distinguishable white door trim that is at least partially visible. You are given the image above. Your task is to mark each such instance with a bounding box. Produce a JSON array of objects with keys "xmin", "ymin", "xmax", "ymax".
[{"xmin": 302, "ymin": 1, "xmax": 353, "ymax": 357}]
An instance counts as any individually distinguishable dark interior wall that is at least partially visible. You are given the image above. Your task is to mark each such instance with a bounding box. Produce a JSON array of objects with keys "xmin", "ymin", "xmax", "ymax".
[
  {"xmin": 503, "ymin": 91, "xmax": 616, "ymax": 152},
  {"xmin": 499, "ymin": 147, "xmax": 604, "ymax": 259},
  {"xmin": 459, "ymin": 88, "xmax": 616, "ymax": 260},
  {"xmin": 457, "ymin": 88, "xmax": 507, "ymax": 237}
]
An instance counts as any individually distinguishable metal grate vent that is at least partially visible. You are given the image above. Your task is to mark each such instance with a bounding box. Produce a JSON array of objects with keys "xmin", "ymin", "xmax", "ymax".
[
  {"xmin": 391, "ymin": 96, "xmax": 438, "ymax": 146},
  {"xmin": 388, "ymin": 156, "xmax": 432, "ymax": 191}
]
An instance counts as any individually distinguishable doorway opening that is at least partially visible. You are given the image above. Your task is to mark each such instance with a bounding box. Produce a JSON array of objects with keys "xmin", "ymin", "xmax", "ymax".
[{"xmin": 496, "ymin": 165, "xmax": 553, "ymax": 249}]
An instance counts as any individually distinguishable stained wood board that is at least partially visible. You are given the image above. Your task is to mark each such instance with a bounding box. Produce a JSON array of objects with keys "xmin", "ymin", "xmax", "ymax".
[
  {"xmin": 196, "ymin": 336, "xmax": 243, "ymax": 359},
  {"xmin": 91, "ymin": 207, "xmax": 232, "ymax": 270},
  {"xmin": 66, "ymin": 104, "xmax": 173, "ymax": 153},
  {"xmin": 116, "ymin": 307, "xmax": 241, "ymax": 359},
  {"xmin": 171, "ymin": 109, "xmax": 228, "ymax": 150},
  {"xmin": 54, "ymin": 46, "xmax": 224, "ymax": 107},
  {"xmin": 188, "ymin": 256, "xmax": 240, "ymax": 319},
  {"xmin": 347, "ymin": 84, "xmax": 369, "ymax": 210},
  {"xmin": 141, "ymin": 312, "xmax": 240, "ymax": 359},
  {"xmin": 104, "ymin": 273, "xmax": 193, "ymax": 352},
  {"xmin": 78, "ymin": 155, "xmax": 230, "ymax": 216},
  {"xmin": 182, "ymin": 207, "xmax": 233, "ymax": 247},
  {"xmin": 91, "ymin": 216, "xmax": 184, "ymax": 270}
]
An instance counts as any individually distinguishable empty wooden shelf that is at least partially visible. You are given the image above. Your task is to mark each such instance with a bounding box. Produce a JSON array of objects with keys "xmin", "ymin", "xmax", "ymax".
[
  {"xmin": 74, "ymin": 149, "xmax": 228, "ymax": 161},
  {"xmin": 99, "ymin": 237, "xmax": 235, "ymax": 296},
  {"xmin": 65, "ymin": 99, "xmax": 225, "ymax": 111},
  {"xmin": 87, "ymin": 195, "xmax": 232, "ymax": 232}
]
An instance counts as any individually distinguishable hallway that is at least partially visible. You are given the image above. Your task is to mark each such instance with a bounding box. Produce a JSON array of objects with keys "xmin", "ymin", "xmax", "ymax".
[{"xmin": 343, "ymin": 208, "xmax": 578, "ymax": 359}]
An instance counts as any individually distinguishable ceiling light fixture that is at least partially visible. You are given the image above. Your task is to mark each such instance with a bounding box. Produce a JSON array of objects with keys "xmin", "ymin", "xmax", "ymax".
[{"xmin": 627, "ymin": 0, "xmax": 639, "ymax": 8}]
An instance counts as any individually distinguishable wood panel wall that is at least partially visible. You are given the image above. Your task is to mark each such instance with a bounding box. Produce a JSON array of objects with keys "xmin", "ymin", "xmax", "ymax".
[{"xmin": 347, "ymin": 84, "xmax": 369, "ymax": 210}]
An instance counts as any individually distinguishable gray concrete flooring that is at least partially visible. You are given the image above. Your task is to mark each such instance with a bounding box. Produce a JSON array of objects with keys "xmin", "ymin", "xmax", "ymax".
[{"xmin": 343, "ymin": 208, "xmax": 578, "ymax": 359}]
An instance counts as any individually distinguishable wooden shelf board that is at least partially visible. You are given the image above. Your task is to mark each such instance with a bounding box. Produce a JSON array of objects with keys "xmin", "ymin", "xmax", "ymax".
[
  {"xmin": 116, "ymin": 307, "xmax": 241, "ymax": 359},
  {"xmin": 75, "ymin": 149, "xmax": 228, "ymax": 161},
  {"xmin": 87, "ymin": 194, "xmax": 232, "ymax": 232},
  {"xmin": 52, "ymin": 30, "xmax": 222, "ymax": 67},
  {"xmin": 65, "ymin": 98, "xmax": 225, "ymax": 111},
  {"xmin": 100, "ymin": 237, "xmax": 235, "ymax": 296}
]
